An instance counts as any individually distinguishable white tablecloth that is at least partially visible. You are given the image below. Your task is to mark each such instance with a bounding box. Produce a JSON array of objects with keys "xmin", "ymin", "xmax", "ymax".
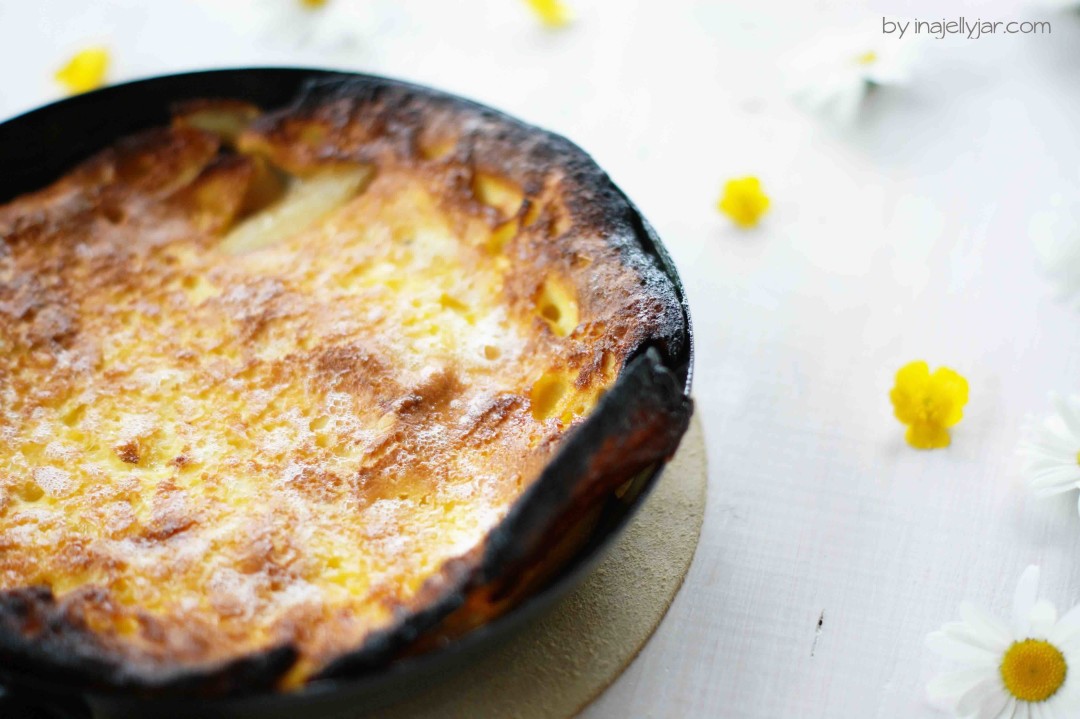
[{"xmin": 4, "ymin": 1, "xmax": 1079, "ymax": 716}]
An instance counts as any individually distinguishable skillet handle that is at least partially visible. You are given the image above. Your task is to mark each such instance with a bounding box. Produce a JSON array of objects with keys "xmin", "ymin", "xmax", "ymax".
[{"xmin": 0, "ymin": 683, "xmax": 93, "ymax": 719}]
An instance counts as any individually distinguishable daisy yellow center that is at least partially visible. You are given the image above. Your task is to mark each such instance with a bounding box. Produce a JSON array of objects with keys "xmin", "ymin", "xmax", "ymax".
[
  {"xmin": 1000, "ymin": 639, "xmax": 1067, "ymax": 702},
  {"xmin": 854, "ymin": 50, "xmax": 878, "ymax": 65},
  {"xmin": 1075, "ymin": 449, "xmax": 1080, "ymax": 466}
]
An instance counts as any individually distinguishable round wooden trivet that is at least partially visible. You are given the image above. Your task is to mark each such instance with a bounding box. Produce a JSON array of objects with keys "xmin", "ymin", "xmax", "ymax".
[{"xmin": 356, "ymin": 414, "xmax": 707, "ymax": 719}]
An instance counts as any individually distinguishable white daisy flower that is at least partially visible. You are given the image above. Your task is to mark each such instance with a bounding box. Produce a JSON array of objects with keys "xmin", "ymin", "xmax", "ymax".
[
  {"xmin": 783, "ymin": 29, "xmax": 924, "ymax": 125},
  {"xmin": 927, "ymin": 566, "xmax": 1080, "ymax": 718},
  {"xmin": 197, "ymin": 0, "xmax": 392, "ymax": 59},
  {"xmin": 1019, "ymin": 395, "xmax": 1080, "ymax": 514}
]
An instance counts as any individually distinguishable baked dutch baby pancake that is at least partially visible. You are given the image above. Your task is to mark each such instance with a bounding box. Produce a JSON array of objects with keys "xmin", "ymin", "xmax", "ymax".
[{"xmin": 0, "ymin": 75, "xmax": 691, "ymax": 696}]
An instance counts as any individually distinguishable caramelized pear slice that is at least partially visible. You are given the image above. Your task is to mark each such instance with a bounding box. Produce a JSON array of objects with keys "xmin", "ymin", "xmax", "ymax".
[{"xmin": 219, "ymin": 165, "xmax": 374, "ymax": 255}]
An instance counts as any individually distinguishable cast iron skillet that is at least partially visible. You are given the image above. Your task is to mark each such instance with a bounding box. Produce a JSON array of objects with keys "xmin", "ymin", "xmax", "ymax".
[{"xmin": 0, "ymin": 69, "xmax": 694, "ymax": 719}]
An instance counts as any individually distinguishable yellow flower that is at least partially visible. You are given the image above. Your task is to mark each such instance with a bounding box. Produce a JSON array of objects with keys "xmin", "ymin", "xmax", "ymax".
[
  {"xmin": 717, "ymin": 176, "xmax": 770, "ymax": 228},
  {"xmin": 524, "ymin": 0, "xmax": 572, "ymax": 28},
  {"xmin": 55, "ymin": 47, "xmax": 110, "ymax": 95},
  {"xmin": 889, "ymin": 361, "xmax": 969, "ymax": 449}
]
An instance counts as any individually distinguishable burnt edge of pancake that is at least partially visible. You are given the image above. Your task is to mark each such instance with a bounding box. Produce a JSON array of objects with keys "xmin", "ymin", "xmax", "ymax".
[
  {"xmin": 0, "ymin": 75, "xmax": 692, "ymax": 697},
  {"xmin": 0, "ymin": 585, "xmax": 297, "ymax": 696},
  {"xmin": 316, "ymin": 348, "xmax": 692, "ymax": 681}
]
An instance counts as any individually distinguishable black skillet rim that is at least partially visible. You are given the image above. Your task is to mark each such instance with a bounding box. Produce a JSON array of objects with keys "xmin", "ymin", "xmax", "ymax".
[{"xmin": 0, "ymin": 68, "xmax": 694, "ymax": 716}]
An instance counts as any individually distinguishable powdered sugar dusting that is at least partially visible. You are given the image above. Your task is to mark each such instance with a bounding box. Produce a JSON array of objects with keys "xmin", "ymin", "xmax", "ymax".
[{"xmin": 32, "ymin": 466, "xmax": 74, "ymax": 497}]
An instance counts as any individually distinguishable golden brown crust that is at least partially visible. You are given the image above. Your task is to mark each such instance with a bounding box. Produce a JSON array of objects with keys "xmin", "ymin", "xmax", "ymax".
[{"xmin": 0, "ymin": 80, "xmax": 687, "ymax": 695}]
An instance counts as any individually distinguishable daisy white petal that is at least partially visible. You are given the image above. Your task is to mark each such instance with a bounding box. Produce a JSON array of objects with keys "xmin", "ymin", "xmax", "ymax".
[
  {"xmin": 1053, "ymin": 395, "xmax": 1080, "ymax": 437},
  {"xmin": 1027, "ymin": 441, "xmax": 1077, "ymax": 461},
  {"xmin": 1026, "ymin": 438, "xmax": 1079, "ymax": 459},
  {"xmin": 1029, "ymin": 472, "xmax": 1080, "ymax": 492},
  {"xmin": 1059, "ymin": 602, "xmax": 1080, "ymax": 647},
  {"xmin": 1030, "ymin": 427, "xmax": 1078, "ymax": 450},
  {"xmin": 195, "ymin": 0, "xmax": 388, "ymax": 59},
  {"xmin": 956, "ymin": 678, "xmax": 1008, "ymax": 718},
  {"xmin": 927, "ymin": 630, "xmax": 1000, "ymax": 665},
  {"xmin": 1043, "ymin": 415, "xmax": 1071, "ymax": 432},
  {"xmin": 783, "ymin": 27, "xmax": 925, "ymax": 126},
  {"xmin": 960, "ymin": 602, "xmax": 1013, "ymax": 648},
  {"xmin": 1020, "ymin": 399, "xmax": 1080, "ymax": 513},
  {"xmin": 1014, "ymin": 566, "xmax": 1041, "ymax": 637},
  {"xmin": 830, "ymin": 82, "xmax": 865, "ymax": 127},
  {"xmin": 1029, "ymin": 465, "xmax": 1080, "ymax": 482},
  {"xmin": 1030, "ymin": 600, "xmax": 1059, "ymax": 637},
  {"xmin": 1029, "ymin": 468, "xmax": 1080, "ymax": 492},
  {"xmin": 994, "ymin": 697, "xmax": 1018, "ymax": 719},
  {"xmin": 1052, "ymin": 678, "xmax": 1080, "ymax": 706},
  {"xmin": 1032, "ymin": 197, "xmax": 1080, "ymax": 304},
  {"xmin": 941, "ymin": 619, "xmax": 1011, "ymax": 655},
  {"xmin": 929, "ymin": 666, "xmax": 1000, "ymax": 702},
  {"xmin": 1028, "ymin": 465, "xmax": 1079, "ymax": 482}
]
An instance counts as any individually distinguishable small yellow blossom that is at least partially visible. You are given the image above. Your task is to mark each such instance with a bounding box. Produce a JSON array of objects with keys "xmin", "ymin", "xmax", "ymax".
[
  {"xmin": 299, "ymin": 0, "xmax": 328, "ymax": 8},
  {"xmin": 889, "ymin": 361, "xmax": 969, "ymax": 449},
  {"xmin": 717, "ymin": 176, "xmax": 770, "ymax": 228},
  {"xmin": 55, "ymin": 47, "xmax": 110, "ymax": 95},
  {"xmin": 524, "ymin": 0, "xmax": 572, "ymax": 28}
]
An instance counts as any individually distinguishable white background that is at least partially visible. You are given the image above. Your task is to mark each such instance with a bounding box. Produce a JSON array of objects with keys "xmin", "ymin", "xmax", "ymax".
[{"xmin": 3, "ymin": 1, "xmax": 1080, "ymax": 716}]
